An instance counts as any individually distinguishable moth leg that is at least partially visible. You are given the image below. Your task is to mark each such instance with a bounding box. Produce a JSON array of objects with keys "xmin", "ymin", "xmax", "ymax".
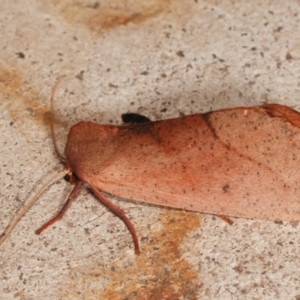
[
  {"xmin": 216, "ymin": 214, "xmax": 234, "ymax": 225},
  {"xmin": 35, "ymin": 181, "xmax": 83, "ymax": 234},
  {"xmin": 90, "ymin": 185, "xmax": 140, "ymax": 254}
]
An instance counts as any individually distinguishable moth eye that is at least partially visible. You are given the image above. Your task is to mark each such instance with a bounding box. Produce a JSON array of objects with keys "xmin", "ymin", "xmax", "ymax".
[
  {"xmin": 64, "ymin": 172, "xmax": 79, "ymax": 184},
  {"xmin": 64, "ymin": 174, "xmax": 71, "ymax": 182}
]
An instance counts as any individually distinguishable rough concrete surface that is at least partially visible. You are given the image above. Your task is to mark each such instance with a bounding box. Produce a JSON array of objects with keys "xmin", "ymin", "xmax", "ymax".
[{"xmin": 1, "ymin": 0, "xmax": 300, "ymax": 299}]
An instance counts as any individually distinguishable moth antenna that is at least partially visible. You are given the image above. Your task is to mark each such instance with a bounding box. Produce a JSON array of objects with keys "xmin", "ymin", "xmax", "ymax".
[
  {"xmin": 0, "ymin": 169, "xmax": 69, "ymax": 247},
  {"xmin": 51, "ymin": 76, "xmax": 67, "ymax": 163}
]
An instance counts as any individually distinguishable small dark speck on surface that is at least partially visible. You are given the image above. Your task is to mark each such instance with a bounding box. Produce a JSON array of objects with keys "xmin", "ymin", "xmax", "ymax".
[
  {"xmin": 26, "ymin": 107, "xmax": 34, "ymax": 115},
  {"xmin": 286, "ymin": 52, "xmax": 292, "ymax": 60},
  {"xmin": 176, "ymin": 50, "xmax": 184, "ymax": 57},
  {"xmin": 16, "ymin": 52, "xmax": 25, "ymax": 59},
  {"xmin": 108, "ymin": 82, "xmax": 118, "ymax": 88},
  {"xmin": 91, "ymin": 2, "xmax": 99, "ymax": 9},
  {"xmin": 140, "ymin": 71, "xmax": 149, "ymax": 75},
  {"xmin": 75, "ymin": 70, "xmax": 85, "ymax": 80}
]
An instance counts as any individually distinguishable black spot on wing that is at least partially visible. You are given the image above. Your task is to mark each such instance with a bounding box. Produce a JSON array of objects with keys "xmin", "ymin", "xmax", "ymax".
[{"xmin": 122, "ymin": 113, "xmax": 151, "ymax": 124}]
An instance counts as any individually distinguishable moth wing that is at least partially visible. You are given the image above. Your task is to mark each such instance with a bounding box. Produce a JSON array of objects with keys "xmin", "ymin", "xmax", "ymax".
[{"xmin": 74, "ymin": 105, "xmax": 300, "ymax": 221}]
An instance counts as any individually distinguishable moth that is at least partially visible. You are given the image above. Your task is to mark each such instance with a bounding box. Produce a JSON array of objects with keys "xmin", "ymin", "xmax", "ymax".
[{"xmin": 1, "ymin": 79, "xmax": 300, "ymax": 253}]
